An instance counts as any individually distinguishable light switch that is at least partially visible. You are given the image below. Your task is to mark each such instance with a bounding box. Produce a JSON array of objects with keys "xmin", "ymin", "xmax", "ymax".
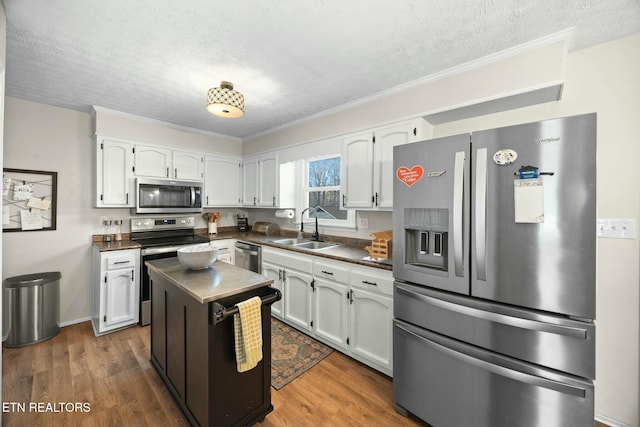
[{"xmin": 597, "ymin": 218, "xmax": 636, "ymax": 239}]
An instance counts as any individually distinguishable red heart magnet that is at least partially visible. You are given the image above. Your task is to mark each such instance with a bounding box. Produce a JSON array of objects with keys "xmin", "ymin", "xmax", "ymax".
[{"xmin": 396, "ymin": 165, "xmax": 424, "ymax": 187}]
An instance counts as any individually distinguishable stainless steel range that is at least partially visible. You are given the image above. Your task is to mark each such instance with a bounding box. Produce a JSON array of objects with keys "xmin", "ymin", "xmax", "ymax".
[{"xmin": 130, "ymin": 216, "xmax": 210, "ymax": 325}]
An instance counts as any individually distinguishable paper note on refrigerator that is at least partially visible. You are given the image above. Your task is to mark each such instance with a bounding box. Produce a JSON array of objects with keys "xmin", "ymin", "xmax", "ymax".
[{"xmin": 514, "ymin": 178, "xmax": 544, "ymax": 223}]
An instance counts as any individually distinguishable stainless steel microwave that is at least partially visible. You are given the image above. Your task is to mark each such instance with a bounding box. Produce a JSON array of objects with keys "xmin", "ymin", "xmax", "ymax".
[{"xmin": 135, "ymin": 178, "xmax": 203, "ymax": 214}]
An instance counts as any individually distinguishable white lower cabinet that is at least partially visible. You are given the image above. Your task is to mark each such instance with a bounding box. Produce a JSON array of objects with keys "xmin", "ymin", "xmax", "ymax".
[
  {"xmin": 262, "ymin": 248, "xmax": 313, "ymax": 331},
  {"xmin": 262, "ymin": 246, "xmax": 393, "ymax": 376},
  {"xmin": 349, "ymin": 266, "xmax": 394, "ymax": 375},
  {"xmin": 313, "ymin": 277, "xmax": 349, "ymax": 351},
  {"xmin": 212, "ymin": 239, "xmax": 235, "ymax": 264},
  {"xmin": 92, "ymin": 248, "xmax": 140, "ymax": 336},
  {"xmin": 262, "ymin": 261, "xmax": 284, "ymax": 318},
  {"xmin": 312, "ymin": 259, "xmax": 350, "ymax": 351},
  {"xmin": 283, "ymin": 269, "xmax": 313, "ymax": 332}
]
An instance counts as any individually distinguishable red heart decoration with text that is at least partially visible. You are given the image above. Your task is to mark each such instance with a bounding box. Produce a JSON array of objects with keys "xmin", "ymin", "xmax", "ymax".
[{"xmin": 396, "ymin": 165, "xmax": 424, "ymax": 187}]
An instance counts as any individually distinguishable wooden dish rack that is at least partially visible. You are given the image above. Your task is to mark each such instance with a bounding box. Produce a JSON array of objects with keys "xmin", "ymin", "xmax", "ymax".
[{"xmin": 365, "ymin": 230, "xmax": 393, "ymax": 260}]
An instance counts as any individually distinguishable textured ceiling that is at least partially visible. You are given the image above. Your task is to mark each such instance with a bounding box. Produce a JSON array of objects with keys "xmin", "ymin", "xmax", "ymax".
[{"xmin": 3, "ymin": 0, "xmax": 640, "ymax": 139}]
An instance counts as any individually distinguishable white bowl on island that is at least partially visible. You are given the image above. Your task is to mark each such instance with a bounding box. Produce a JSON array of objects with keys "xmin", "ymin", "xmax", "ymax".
[{"xmin": 177, "ymin": 244, "xmax": 218, "ymax": 269}]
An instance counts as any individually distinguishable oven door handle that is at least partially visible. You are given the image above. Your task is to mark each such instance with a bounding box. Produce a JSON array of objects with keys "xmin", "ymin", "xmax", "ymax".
[{"xmin": 141, "ymin": 246, "xmax": 183, "ymax": 256}]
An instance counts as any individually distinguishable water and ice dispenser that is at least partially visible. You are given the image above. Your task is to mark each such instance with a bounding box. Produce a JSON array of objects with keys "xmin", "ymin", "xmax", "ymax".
[{"xmin": 404, "ymin": 208, "xmax": 448, "ymax": 272}]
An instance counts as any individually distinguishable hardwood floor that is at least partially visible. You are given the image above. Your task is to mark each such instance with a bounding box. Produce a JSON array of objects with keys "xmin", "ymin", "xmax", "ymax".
[
  {"xmin": 2, "ymin": 321, "xmax": 610, "ymax": 427},
  {"xmin": 2, "ymin": 321, "xmax": 421, "ymax": 427}
]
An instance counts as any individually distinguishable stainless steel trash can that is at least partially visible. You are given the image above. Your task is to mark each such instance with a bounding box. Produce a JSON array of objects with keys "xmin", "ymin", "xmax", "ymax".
[{"xmin": 3, "ymin": 272, "xmax": 61, "ymax": 347}]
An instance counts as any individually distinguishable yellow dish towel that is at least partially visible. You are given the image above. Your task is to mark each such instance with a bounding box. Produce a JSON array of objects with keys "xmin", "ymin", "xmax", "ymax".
[{"xmin": 233, "ymin": 296, "xmax": 263, "ymax": 373}]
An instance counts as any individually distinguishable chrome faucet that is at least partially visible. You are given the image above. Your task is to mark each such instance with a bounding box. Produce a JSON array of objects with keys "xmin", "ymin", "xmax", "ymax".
[{"xmin": 299, "ymin": 207, "xmax": 320, "ymax": 241}]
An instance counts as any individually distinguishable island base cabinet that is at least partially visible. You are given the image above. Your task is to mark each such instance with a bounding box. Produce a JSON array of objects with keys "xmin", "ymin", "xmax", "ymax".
[{"xmin": 150, "ymin": 271, "xmax": 274, "ymax": 427}]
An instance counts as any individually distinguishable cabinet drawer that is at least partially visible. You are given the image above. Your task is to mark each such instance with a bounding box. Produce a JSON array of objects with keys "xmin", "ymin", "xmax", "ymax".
[
  {"xmin": 262, "ymin": 249, "xmax": 312, "ymax": 274},
  {"xmin": 350, "ymin": 267, "xmax": 393, "ymax": 296},
  {"xmin": 106, "ymin": 252, "xmax": 137, "ymax": 270},
  {"xmin": 313, "ymin": 260, "xmax": 349, "ymax": 284}
]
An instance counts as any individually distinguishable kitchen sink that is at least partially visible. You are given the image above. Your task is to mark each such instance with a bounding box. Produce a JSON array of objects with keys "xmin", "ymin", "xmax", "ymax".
[
  {"xmin": 269, "ymin": 238, "xmax": 340, "ymax": 251},
  {"xmin": 270, "ymin": 238, "xmax": 306, "ymax": 245},
  {"xmin": 293, "ymin": 241, "xmax": 340, "ymax": 251}
]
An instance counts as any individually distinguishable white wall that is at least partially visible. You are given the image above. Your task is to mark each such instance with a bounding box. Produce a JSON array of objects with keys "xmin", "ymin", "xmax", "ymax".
[{"xmin": 2, "ymin": 99, "xmax": 96, "ymax": 324}]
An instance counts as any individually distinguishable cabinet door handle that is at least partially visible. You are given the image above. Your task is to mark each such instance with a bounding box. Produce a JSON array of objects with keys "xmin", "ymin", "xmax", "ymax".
[
  {"xmin": 362, "ymin": 280, "xmax": 377, "ymax": 286},
  {"xmin": 126, "ymin": 193, "xmax": 129, "ymax": 204},
  {"xmin": 131, "ymin": 269, "xmax": 134, "ymax": 282},
  {"xmin": 166, "ymin": 167, "xmax": 169, "ymax": 178},
  {"xmin": 113, "ymin": 260, "xmax": 130, "ymax": 265},
  {"xmin": 375, "ymin": 192, "xmax": 379, "ymax": 206},
  {"xmin": 321, "ymin": 270, "xmax": 334, "ymax": 275},
  {"xmin": 175, "ymin": 168, "xmax": 178, "ymax": 178},
  {"xmin": 273, "ymin": 196, "xmax": 276, "ymax": 206},
  {"xmin": 253, "ymin": 196, "xmax": 257, "ymax": 206},
  {"xmin": 342, "ymin": 194, "xmax": 346, "ymax": 207},
  {"xmin": 207, "ymin": 196, "xmax": 209, "ymax": 205}
]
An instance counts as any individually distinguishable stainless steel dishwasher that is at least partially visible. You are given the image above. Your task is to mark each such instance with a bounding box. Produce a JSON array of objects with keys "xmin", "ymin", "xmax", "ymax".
[
  {"xmin": 235, "ymin": 241, "xmax": 262, "ymax": 273},
  {"xmin": 235, "ymin": 222, "xmax": 280, "ymax": 273}
]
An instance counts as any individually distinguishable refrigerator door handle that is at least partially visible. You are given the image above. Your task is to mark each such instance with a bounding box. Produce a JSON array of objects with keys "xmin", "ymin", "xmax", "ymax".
[
  {"xmin": 475, "ymin": 148, "xmax": 488, "ymax": 281},
  {"xmin": 395, "ymin": 321, "xmax": 587, "ymax": 398},
  {"xmin": 396, "ymin": 284, "xmax": 589, "ymax": 340},
  {"xmin": 453, "ymin": 151, "xmax": 465, "ymax": 277}
]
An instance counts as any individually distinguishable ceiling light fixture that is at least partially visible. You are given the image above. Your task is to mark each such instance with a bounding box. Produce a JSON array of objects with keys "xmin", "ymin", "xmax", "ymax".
[{"xmin": 206, "ymin": 81, "xmax": 244, "ymax": 118}]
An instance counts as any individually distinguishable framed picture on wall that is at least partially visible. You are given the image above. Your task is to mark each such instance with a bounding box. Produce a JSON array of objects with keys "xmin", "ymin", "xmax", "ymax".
[{"xmin": 2, "ymin": 168, "xmax": 57, "ymax": 232}]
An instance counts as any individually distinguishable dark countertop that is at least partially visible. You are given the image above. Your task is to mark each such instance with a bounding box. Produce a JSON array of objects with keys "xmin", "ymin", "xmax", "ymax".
[
  {"xmin": 93, "ymin": 240, "xmax": 141, "ymax": 252},
  {"xmin": 146, "ymin": 257, "xmax": 273, "ymax": 304},
  {"xmin": 93, "ymin": 229, "xmax": 392, "ymax": 271},
  {"xmin": 201, "ymin": 231, "xmax": 393, "ymax": 271}
]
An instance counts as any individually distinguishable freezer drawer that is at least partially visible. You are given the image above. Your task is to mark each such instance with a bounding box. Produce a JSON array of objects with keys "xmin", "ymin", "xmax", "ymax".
[
  {"xmin": 394, "ymin": 281, "xmax": 595, "ymax": 379},
  {"xmin": 393, "ymin": 319, "xmax": 594, "ymax": 427}
]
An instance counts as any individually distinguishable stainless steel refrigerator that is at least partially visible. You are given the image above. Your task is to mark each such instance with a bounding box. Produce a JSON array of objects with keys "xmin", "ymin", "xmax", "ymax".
[{"xmin": 392, "ymin": 113, "xmax": 596, "ymax": 427}]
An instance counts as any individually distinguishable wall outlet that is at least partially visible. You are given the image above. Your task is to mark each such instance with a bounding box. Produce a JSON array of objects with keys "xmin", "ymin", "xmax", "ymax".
[
  {"xmin": 358, "ymin": 217, "xmax": 369, "ymax": 229},
  {"xmin": 597, "ymin": 218, "xmax": 636, "ymax": 239}
]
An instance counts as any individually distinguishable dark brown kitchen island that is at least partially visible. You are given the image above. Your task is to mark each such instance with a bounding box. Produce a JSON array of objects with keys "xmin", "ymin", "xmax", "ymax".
[{"xmin": 146, "ymin": 257, "xmax": 279, "ymax": 427}]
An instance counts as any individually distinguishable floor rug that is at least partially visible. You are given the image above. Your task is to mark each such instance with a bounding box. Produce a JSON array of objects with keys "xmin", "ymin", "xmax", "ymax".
[{"xmin": 271, "ymin": 318, "xmax": 333, "ymax": 390}]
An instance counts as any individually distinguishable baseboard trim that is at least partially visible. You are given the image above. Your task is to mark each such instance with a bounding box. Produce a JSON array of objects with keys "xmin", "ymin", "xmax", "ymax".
[
  {"xmin": 59, "ymin": 316, "xmax": 91, "ymax": 328},
  {"xmin": 596, "ymin": 413, "xmax": 634, "ymax": 427}
]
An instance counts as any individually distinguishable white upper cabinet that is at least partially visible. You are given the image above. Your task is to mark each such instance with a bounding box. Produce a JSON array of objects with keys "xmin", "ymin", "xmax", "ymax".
[
  {"xmin": 373, "ymin": 123, "xmax": 414, "ymax": 209},
  {"xmin": 341, "ymin": 131, "xmax": 374, "ymax": 209},
  {"xmin": 341, "ymin": 118, "xmax": 432, "ymax": 210},
  {"xmin": 173, "ymin": 150, "xmax": 204, "ymax": 181},
  {"xmin": 204, "ymin": 155, "xmax": 242, "ymax": 207},
  {"xmin": 134, "ymin": 144, "xmax": 172, "ymax": 178},
  {"xmin": 258, "ymin": 153, "xmax": 279, "ymax": 207},
  {"xmin": 134, "ymin": 144, "xmax": 204, "ymax": 181},
  {"xmin": 243, "ymin": 153, "xmax": 280, "ymax": 207},
  {"xmin": 96, "ymin": 137, "xmax": 134, "ymax": 207},
  {"xmin": 242, "ymin": 156, "xmax": 259, "ymax": 206}
]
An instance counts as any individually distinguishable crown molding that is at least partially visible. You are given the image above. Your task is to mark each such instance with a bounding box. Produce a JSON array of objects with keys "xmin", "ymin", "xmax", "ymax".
[
  {"xmin": 244, "ymin": 28, "xmax": 573, "ymax": 142},
  {"xmin": 91, "ymin": 105, "xmax": 242, "ymax": 142}
]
